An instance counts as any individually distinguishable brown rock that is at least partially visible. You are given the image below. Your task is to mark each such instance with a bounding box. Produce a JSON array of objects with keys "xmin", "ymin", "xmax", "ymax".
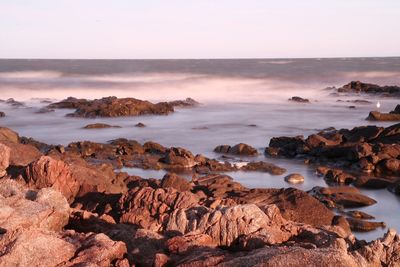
[
  {"xmin": 25, "ymin": 156, "xmax": 80, "ymax": 203},
  {"xmin": 83, "ymin": 123, "xmax": 122, "ymax": 129},
  {"xmin": 240, "ymin": 161, "xmax": 286, "ymax": 175},
  {"xmin": 0, "ymin": 127, "xmax": 19, "ymax": 143},
  {"xmin": 214, "ymin": 143, "xmax": 258, "ymax": 156},
  {"xmin": 51, "ymin": 96, "xmax": 175, "ymax": 118},
  {"xmin": 0, "ymin": 143, "xmax": 10, "ymax": 177},
  {"xmin": 0, "ymin": 140, "xmax": 42, "ymax": 166},
  {"xmin": 161, "ymin": 173, "xmax": 192, "ymax": 191}
]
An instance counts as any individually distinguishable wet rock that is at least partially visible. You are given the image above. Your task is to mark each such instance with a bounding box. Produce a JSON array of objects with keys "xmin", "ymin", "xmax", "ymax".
[
  {"xmin": 51, "ymin": 96, "xmax": 175, "ymax": 118},
  {"xmin": 284, "ymin": 173, "xmax": 304, "ymax": 184},
  {"xmin": 214, "ymin": 143, "xmax": 258, "ymax": 156},
  {"xmin": 0, "ymin": 111, "xmax": 5, "ymax": 117},
  {"xmin": 161, "ymin": 173, "xmax": 192, "ymax": 192},
  {"xmin": 161, "ymin": 147, "xmax": 196, "ymax": 169},
  {"xmin": 367, "ymin": 111, "xmax": 400, "ymax": 121},
  {"xmin": 288, "ymin": 96, "xmax": 310, "ymax": 103},
  {"xmin": 346, "ymin": 218, "xmax": 386, "ymax": 232},
  {"xmin": 354, "ymin": 175, "xmax": 395, "ymax": 189},
  {"xmin": 338, "ymin": 81, "xmax": 400, "ymax": 96},
  {"xmin": 240, "ymin": 161, "xmax": 286, "ymax": 175},
  {"xmin": 346, "ymin": 210, "xmax": 375, "ymax": 220},
  {"xmin": 323, "ymin": 168, "xmax": 356, "ymax": 184},
  {"xmin": 135, "ymin": 122, "xmax": 146, "ymax": 127},
  {"xmin": 267, "ymin": 136, "xmax": 305, "ymax": 157},
  {"xmin": 83, "ymin": 123, "xmax": 122, "ymax": 129},
  {"xmin": 310, "ymin": 186, "xmax": 377, "ymax": 208}
]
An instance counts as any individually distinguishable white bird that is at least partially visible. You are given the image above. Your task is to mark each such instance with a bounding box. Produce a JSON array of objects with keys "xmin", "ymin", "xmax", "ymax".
[{"xmin": 377, "ymin": 101, "xmax": 381, "ymax": 109}]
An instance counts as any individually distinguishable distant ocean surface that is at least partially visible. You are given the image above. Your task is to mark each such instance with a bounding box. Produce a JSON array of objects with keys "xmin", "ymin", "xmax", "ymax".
[
  {"xmin": 0, "ymin": 57, "xmax": 400, "ymax": 241},
  {"xmin": 0, "ymin": 57, "xmax": 400, "ymax": 102}
]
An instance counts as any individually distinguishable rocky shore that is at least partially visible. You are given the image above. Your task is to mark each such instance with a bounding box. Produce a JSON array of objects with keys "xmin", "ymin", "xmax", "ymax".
[{"xmin": 1, "ymin": 125, "xmax": 400, "ymax": 266}]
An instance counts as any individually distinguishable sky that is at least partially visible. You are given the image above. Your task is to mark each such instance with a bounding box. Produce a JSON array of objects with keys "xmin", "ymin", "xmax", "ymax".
[{"xmin": 0, "ymin": 0, "xmax": 399, "ymax": 59}]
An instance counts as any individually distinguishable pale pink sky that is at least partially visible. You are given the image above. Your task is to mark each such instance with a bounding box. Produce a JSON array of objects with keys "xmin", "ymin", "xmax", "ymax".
[{"xmin": 1, "ymin": 0, "xmax": 399, "ymax": 59}]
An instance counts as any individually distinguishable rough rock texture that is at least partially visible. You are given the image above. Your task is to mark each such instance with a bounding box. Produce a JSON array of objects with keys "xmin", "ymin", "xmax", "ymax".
[
  {"xmin": 266, "ymin": 123, "xmax": 400, "ymax": 192},
  {"xmin": 161, "ymin": 173, "xmax": 193, "ymax": 191},
  {"xmin": 0, "ymin": 143, "xmax": 10, "ymax": 177}
]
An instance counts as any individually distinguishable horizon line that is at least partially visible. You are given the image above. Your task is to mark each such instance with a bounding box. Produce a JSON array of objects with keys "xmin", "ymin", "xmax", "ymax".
[{"xmin": 1, "ymin": 56, "xmax": 399, "ymax": 61}]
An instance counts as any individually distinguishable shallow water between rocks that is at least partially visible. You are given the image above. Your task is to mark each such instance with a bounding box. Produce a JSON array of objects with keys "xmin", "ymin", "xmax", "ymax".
[
  {"xmin": 1, "ymin": 96, "xmax": 399, "ymax": 241},
  {"xmin": 1, "ymin": 58, "xmax": 400, "ymax": 241}
]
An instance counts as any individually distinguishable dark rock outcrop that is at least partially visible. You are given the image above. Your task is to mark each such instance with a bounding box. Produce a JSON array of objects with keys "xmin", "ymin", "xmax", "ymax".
[{"xmin": 338, "ymin": 81, "xmax": 400, "ymax": 96}]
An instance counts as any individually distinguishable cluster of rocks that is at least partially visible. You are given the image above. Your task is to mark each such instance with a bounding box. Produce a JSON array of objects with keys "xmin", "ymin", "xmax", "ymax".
[
  {"xmin": 1, "ymin": 127, "xmax": 400, "ymax": 266},
  {"xmin": 266, "ymin": 123, "xmax": 400, "ymax": 195},
  {"xmin": 337, "ymin": 81, "xmax": 400, "ymax": 97},
  {"xmin": 48, "ymin": 96, "xmax": 199, "ymax": 118},
  {"xmin": 367, "ymin": 104, "xmax": 400, "ymax": 121},
  {"xmin": 214, "ymin": 143, "xmax": 259, "ymax": 156}
]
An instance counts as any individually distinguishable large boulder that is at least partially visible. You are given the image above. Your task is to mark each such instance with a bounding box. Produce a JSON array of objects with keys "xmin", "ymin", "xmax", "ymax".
[
  {"xmin": 0, "ymin": 179, "xmax": 69, "ymax": 233},
  {"xmin": 50, "ymin": 96, "xmax": 175, "ymax": 118},
  {"xmin": 0, "ymin": 141, "xmax": 42, "ymax": 166},
  {"xmin": 166, "ymin": 204, "xmax": 298, "ymax": 247}
]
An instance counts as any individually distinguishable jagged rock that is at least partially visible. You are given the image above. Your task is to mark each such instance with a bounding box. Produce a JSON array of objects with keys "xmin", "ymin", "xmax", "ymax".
[
  {"xmin": 118, "ymin": 186, "xmax": 200, "ymax": 231},
  {"xmin": 161, "ymin": 173, "xmax": 192, "ymax": 191},
  {"xmin": 166, "ymin": 204, "xmax": 298, "ymax": 247},
  {"xmin": 161, "ymin": 147, "xmax": 196, "ymax": 169},
  {"xmin": 0, "ymin": 179, "xmax": 69, "ymax": 233},
  {"xmin": 25, "ymin": 156, "xmax": 80, "ymax": 203},
  {"xmin": 0, "ymin": 143, "xmax": 10, "ymax": 177}
]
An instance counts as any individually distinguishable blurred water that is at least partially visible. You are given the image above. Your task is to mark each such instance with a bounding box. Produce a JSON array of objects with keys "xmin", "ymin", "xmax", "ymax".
[{"xmin": 0, "ymin": 58, "xmax": 399, "ymax": 241}]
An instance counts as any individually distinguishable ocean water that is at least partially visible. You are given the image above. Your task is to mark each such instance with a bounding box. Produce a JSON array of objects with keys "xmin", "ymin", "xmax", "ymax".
[{"xmin": 0, "ymin": 58, "xmax": 399, "ymax": 241}]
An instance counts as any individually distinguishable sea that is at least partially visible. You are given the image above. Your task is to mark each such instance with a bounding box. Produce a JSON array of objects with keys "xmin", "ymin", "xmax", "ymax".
[{"xmin": 0, "ymin": 57, "xmax": 399, "ymax": 241}]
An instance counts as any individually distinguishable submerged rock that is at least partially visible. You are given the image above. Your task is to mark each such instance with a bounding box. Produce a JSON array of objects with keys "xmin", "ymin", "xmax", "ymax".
[
  {"xmin": 288, "ymin": 96, "xmax": 310, "ymax": 103},
  {"xmin": 83, "ymin": 123, "xmax": 122, "ymax": 129},
  {"xmin": 214, "ymin": 143, "xmax": 258, "ymax": 156}
]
